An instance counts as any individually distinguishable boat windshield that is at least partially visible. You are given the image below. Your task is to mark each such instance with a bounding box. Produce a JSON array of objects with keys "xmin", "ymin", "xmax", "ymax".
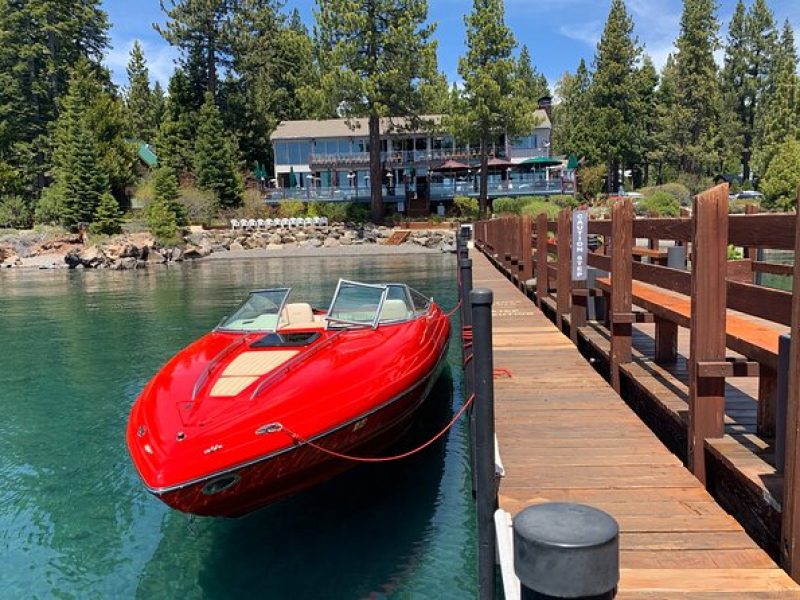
[
  {"xmin": 217, "ymin": 288, "xmax": 291, "ymax": 332},
  {"xmin": 326, "ymin": 280, "xmax": 417, "ymax": 329}
]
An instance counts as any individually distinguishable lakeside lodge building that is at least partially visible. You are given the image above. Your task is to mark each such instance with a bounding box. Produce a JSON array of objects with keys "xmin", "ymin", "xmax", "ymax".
[{"xmin": 267, "ymin": 102, "xmax": 574, "ymax": 214}]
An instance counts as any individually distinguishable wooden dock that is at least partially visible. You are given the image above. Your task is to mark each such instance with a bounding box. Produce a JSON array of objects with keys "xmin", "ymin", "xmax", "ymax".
[{"xmin": 471, "ymin": 249, "xmax": 800, "ymax": 597}]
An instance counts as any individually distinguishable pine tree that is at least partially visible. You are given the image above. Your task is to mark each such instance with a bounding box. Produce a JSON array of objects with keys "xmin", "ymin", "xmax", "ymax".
[
  {"xmin": 146, "ymin": 195, "xmax": 179, "ymax": 241},
  {"xmin": 194, "ymin": 92, "xmax": 242, "ymax": 209},
  {"xmin": 590, "ymin": 0, "xmax": 641, "ymax": 193},
  {"xmin": 761, "ymin": 137, "xmax": 800, "ymax": 210},
  {"xmin": 52, "ymin": 76, "xmax": 109, "ymax": 227},
  {"xmin": 722, "ymin": 0, "xmax": 777, "ymax": 181},
  {"xmin": 631, "ymin": 56, "xmax": 659, "ymax": 187},
  {"xmin": 90, "ymin": 192, "xmax": 122, "ymax": 234},
  {"xmin": 650, "ymin": 55, "xmax": 679, "ymax": 183},
  {"xmin": 454, "ymin": 0, "xmax": 535, "ymax": 214},
  {"xmin": 152, "ymin": 165, "xmax": 188, "ymax": 226},
  {"xmin": 125, "ymin": 40, "xmax": 156, "ymax": 142},
  {"xmin": 0, "ymin": 0, "xmax": 109, "ymax": 196},
  {"xmin": 516, "ymin": 46, "xmax": 550, "ymax": 101},
  {"xmin": 156, "ymin": 0, "xmax": 235, "ymax": 97},
  {"xmin": 671, "ymin": 0, "xmax": 723, "ymax": 175},
  {"xmin": 753, "ymin": 21, "xmax": 799, "ymax": 178},
  {"xmin": 154, "ymin": 70, "xmax": 197, "ymax": 175},
  {"xmin": 313, "ymin": 0, "xmax": 439, "ymax": 221},
  {"xmin": 151, "ymin": 81, "xmax": 166, "ymax": 126},
  {"xmin": 552, "ymin": 59, "xmax": 598, "ymax": 163}
]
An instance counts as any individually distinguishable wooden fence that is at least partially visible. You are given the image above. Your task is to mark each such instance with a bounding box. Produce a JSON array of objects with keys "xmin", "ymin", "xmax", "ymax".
[{"xmin": 473, "ymin": 183, "xmax": 800, "ymax": 580}]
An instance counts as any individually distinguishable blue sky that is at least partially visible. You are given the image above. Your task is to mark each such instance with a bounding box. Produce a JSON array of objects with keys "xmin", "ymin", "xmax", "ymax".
[{"xmin": 102, "ymin": 0, "xmax": 800, "ymax": 91}]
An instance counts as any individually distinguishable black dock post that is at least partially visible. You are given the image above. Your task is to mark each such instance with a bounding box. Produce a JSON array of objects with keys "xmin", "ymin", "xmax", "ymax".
[
  {"xmin": 777, "ymin": 334, "xmax": 791, "ymax": 473},
  {"xmin": 513, "ymin": 503, "xmax": 620, "ymax": 599},
  {"xmin": 471, "ymin": 288, "xmax": 496, "ymax": 600}
]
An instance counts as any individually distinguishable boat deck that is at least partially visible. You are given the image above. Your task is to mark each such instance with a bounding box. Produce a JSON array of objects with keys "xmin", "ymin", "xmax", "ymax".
[{"xmin": 470, "ymin": 249, "xmax": 800, "ymax": 598}]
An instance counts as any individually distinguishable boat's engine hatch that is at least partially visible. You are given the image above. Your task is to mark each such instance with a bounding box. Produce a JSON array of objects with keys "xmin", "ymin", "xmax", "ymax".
[{"xmin": 250, "ymin": 332, "xmax": 321, "ymax": 348}]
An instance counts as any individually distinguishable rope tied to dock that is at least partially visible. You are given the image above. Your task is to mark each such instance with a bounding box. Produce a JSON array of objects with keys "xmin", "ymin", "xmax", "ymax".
[
  {"xmin": 261, "ymin": 393, "xmax": 475, "ymax": 464},
  {"xmin": 443, "ymin": 299, "xmax": 462, "ymax": 319}
]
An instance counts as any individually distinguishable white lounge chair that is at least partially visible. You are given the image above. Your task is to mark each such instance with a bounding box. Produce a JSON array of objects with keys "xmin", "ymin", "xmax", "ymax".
[
  {"xmin": 304, "ymin": 217, "xmax": 313, "ymax": 227},
  {"xmin": 257, "ymin": 219, "xmax": 265, "ymax": 230},
  {"xmin": 247, "ymin": 219, "xmax": 257, "ymax": 230},
  {"xmin": 312, "ymin": 216, "xmax": 321, "ymax": 227},
  {"xmin": 320, "ymin": 217, "xmax": 329, "ymax": 226},
  {"xmin": 265, "ymin": 218, "xmax": 274, "ymax": 228},
  {"xmin": 281, "ymin": 218, "xmax": 290, "ymax": 228},
  {"xmin": 230, "ymin": 218, "xmax": 240, "ymax": 231}
]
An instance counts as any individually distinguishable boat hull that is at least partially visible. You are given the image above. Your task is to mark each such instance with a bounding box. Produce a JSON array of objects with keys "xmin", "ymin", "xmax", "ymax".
[{"xmin": 152, "ymin": 348, "xmax": 447, "ymax": 517}]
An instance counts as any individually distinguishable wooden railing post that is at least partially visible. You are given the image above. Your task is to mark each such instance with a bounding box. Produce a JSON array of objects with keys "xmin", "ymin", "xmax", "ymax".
[
  {"xmin": 687, "ymin": 183, "xmax": 729, "ymax": 482},
  {"xmin": 536, "ymin": 213, "xmax": 548, "ymax": 307},
  {"xmin": 556, "ymin": 208, "xmax": 572, "ymax": 331},
  {"xmin": 781, "ymin": 186, "xmax": 800, "ymax": 580},
  {"xmin": 610, "ymin": 200, "xmax": 633, "ymax": 393}
]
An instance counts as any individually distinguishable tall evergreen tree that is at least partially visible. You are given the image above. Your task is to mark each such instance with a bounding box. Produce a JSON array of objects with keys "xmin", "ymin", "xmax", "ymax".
[
  {"xmin": 454, "ymin": 0, "xmax": 535, "ymax": 214},
  {"xmin": 154, "ymin": 70, "xmax": 197, "ymax": 175},
  {"xmin": 151, "ymin": 81, "xmax": 167, "ymax": 126},
  {"xmin": 671, "ymin": 0, "xmax": 723, "ymax": 175},
  {"xmin": 194, "ymin": 92, "xmax": 242, "ymax": 209},
  {"xmin": 313, "ymin": 0, "xmax": 439, "ymax": 221},
  {"xmin": 631, "ymin": 55, "xmax": 659, "ymax": 187},
  {"xmin": 590, "ymin": 0, "xmax": 641, "ymax": 193},
  {"xmin": 722, "ymin": 0, "xmax": 777, "ymax": 181},
  {"xmin": 156, "ymin": 0, "xmax": 235, "ymax": 96},
  {"xmin": 52, "ymin": 67, "xmax": 110, "ymax": 227},
  {"xmin": 125, "ymin": 40, "xmax": 157, "ymax": 142},
  {"xmin": 649, "ymin": 55, "xmax": 679, "ymax": 183},
  {"xmin": 0, "ymin": 0, "xmax": 109, "ymax": 195},
  {"xmin": 551, "ymin": 59, "xmax": 598, "ymax": 163},
  {"xmin": 754, "ymin": 20, "xmax": 800, "ymax": 178},
  {"xmin": 516, "ymin": 45, "xmax": 550, "ymax": 101}
]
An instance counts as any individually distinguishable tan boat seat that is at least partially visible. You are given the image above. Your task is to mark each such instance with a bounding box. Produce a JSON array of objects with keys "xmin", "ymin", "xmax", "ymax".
[
  {"xmin": 380, "ymin": 299, "xmax": 412, "ymax": 322},
  {"xmin": 280, "ymin": 303, "xmax": 314, "ymax": 327}
]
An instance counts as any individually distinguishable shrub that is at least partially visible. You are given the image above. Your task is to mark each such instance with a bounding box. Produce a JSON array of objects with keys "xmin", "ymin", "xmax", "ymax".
[
  {"xmin": 146, "ymin": 197, "xmax": 179, "ymax": 242},
  {"xmin": 761, "ymin": 138, "xmax": 800, "ymax": 211},
  {"xmin": 454, "ymin": 195, "xmax": 479, "ymax": 219},
  {"xmin": 239, "ymin": 187, "xmax": 271, "ymax": 220},
  {"xmin": 132, "ymin": 174, "xmax": 156, "ymax": 207},
  {"xmin": 675, "ymin": 172, "xmax": 714, "ymax": 196},
  {"xmin": 492, "ymin": 197, "xmax": 529, "ymax": 215},
  {"xmin": 640, "ymin": 183, "xmax": 691, "ymax": 207},
  {"xmin": 519, "ymin": 199, "xmax": 561, "ymax": 219},
  {"xmin": 346, "ymin": 203, "xmax": 371, "ymax": 223},
  {"xmin": 179, "ymin": 185, "xmax": 217, "ymax": 226},
  {"xmin": 153, "ymin": 166, "xmax": 188, "ymax": 226},
  {"xmin": 640, "ymin": 191, "xmax": 680, "ymax": 217},
  {"xmin": 35, "ymin": 184, "xmax": 66, "ymax": 225},
  {"xmin": 90, "ymin": 192, "xmax": 122, "ymax": 235},
  {"xmin": 578, "ymin": 164, "xmax": 606, "ymax": 199},
  {"xmin": 547, "ymin": 194, "xmax": 580, "ymax": 209},
  {"xmin": 316, "ymin": 202, "xmax": 348, "ymax": 223},
  {"xmin": 0, "ymin": 196, "xmax": 33, "ymax": 229},
  {"xmin": 278, "ymin": 200, "xmax": 305, "ymax": 218}
]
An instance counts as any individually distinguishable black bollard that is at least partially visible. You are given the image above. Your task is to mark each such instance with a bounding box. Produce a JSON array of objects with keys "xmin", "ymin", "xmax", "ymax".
[
  {"xmin": 777, "ymin": 334, "xmax": 791, "ymax": 473},
  {"xmin": 514, "ymin": 503, "xmax": 620, "ymax": 600},
  {"xmin": 471, "ymin": 288, "xmax": 496, "ymax": 600}
]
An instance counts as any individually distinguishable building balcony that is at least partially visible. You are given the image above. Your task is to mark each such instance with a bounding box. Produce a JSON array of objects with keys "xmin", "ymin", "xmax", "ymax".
[{"xmin": 306, "ymin": 147, "xmax": 550, "ymax": 169}]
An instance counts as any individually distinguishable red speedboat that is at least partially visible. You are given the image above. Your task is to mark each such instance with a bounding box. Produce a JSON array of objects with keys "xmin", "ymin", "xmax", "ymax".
[{"xmin": 127, "ymin": 280, "xmax": 451, "ymax": 517}]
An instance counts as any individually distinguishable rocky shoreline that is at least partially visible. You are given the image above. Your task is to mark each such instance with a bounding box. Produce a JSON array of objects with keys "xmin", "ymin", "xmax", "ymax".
[{"xmin": 0, "ymin": 224, "xmax": 456, "ymax": 270}]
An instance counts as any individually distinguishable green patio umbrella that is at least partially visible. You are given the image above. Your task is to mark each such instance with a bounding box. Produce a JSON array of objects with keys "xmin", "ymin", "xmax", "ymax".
[
  {"xmin": 288, "ymin": 166, "xmax": 297, "ymax": 188},
  {"xmin": 520, "ymin": 156, "xmax": 563, "ymax": 168},
  {"xmin": 567, "ymin": 154, "xmax": 580, "ymax": 170}
]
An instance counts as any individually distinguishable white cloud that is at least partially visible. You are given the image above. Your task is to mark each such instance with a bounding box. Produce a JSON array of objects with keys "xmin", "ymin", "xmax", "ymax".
[{"xmin": 104, "ymin": 38, "xmax": 178, "ymax": 89}]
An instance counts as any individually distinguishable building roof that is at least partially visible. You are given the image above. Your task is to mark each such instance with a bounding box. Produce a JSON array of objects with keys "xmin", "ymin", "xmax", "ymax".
[{"xmin": 270, "ymin": 110, "xmax": 550, "ymax": 141}]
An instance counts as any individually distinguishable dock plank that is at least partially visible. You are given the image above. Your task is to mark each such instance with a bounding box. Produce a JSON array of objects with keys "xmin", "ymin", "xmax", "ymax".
[{"xmin": 470, "ymin": 249, "xmax": 800, "ymax": 597}]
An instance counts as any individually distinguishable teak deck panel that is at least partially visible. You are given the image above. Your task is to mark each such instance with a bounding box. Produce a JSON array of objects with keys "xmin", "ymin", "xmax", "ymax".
[{"xmin": 470, "ymin": 249, "xmax": 800, "ymax": 598}]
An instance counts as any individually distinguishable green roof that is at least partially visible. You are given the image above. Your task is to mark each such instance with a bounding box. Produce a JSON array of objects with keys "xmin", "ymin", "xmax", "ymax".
[{"xmin": 137, "ymin": 143, "xmax": 158, "ymax": 168}]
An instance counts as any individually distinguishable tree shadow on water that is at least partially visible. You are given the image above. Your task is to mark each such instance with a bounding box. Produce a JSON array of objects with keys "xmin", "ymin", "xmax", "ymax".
[{"xmin": 138, "ymin": 371, "xmax": 457, "ymax": 600}]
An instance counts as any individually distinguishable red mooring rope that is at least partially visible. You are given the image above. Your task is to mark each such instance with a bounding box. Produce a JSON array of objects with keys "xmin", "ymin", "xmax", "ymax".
[{"xmin": 268, "ymin": 394, "xmax": 476, "ymax": 463}]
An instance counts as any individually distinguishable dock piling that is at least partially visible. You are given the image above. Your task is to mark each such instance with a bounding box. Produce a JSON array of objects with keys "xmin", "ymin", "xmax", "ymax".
[
  {"xmin": 471, "ymin": 288, "xmax": 496, "ymax": 600},
  {"xmin": 513, "ymin": 503, "xmax": 619, "ymax": 600}
]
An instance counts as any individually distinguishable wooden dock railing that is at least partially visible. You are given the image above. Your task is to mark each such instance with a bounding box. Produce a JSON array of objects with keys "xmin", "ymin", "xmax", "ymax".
[{"xmin": 473, "ymin": 183, "xmax": 800, "ymax": 581}]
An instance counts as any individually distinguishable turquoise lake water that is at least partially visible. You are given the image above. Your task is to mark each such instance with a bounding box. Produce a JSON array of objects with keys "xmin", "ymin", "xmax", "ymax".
[{"xmin": 0, "ymin": 254, "xmax": 476, "ymax": 599}]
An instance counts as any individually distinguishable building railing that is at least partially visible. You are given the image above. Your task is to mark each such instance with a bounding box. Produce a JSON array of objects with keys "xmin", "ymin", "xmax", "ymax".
[
  {"xmin": 306, "ymin": 146, "xmax": 551, "ymax": 167},
  {"xmin": 263, "ymin": 179, "xmax": 569, "ymax": 203}
]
